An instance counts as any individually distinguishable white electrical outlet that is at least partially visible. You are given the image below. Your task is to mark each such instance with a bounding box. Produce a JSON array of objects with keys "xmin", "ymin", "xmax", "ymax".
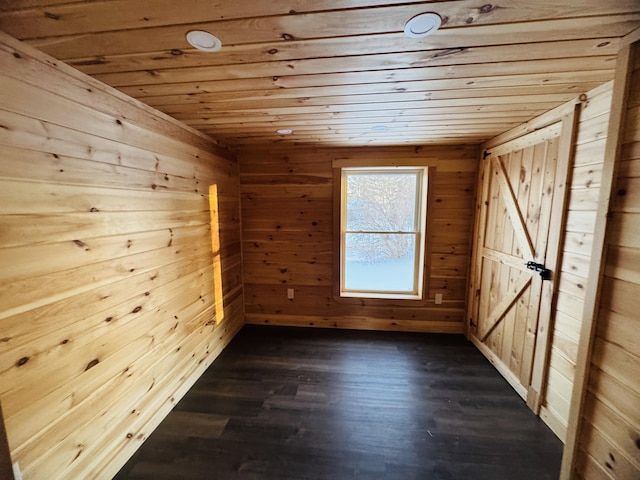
[
  {"xmin": 435, "ymin": 293, "xmax": 443, "ymax": 304},
  {"xmin": 287, "ymin": 288, "xmax": 294, "ymax": 299}
]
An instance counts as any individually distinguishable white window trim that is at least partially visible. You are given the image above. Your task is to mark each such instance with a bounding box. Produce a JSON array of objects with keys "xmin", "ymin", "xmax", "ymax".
[{"xmin": 339, "ymin": 166, "xmax": 429, "ymax": 300}]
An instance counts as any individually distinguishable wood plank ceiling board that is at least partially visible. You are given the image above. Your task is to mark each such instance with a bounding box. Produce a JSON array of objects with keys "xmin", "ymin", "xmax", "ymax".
[{"xmin": 1, "ymin": 0, "xmax": 639, "ymax": 148}]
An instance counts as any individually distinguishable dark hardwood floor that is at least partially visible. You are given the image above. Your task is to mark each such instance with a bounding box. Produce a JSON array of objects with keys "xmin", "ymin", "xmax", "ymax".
[{"xmin": 115, "ymin": 326, "xmax": 562, "ymax": 480}]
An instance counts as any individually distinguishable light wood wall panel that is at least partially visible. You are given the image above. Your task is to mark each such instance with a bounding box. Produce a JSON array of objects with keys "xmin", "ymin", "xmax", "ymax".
[
  {"xmin": 239, "ymin": 145, "xmax": 479, "ymax": 333},
  {"xmin": 539, "ymin": 82, "xmax": 615, "ymax": 441},
  {"xmin": 573, "ymin": 40, "xmax": 640, "ymax": 480},
  {"xmin": 0, "ymin": 33, "xmax": 243, "ymax": 479}
]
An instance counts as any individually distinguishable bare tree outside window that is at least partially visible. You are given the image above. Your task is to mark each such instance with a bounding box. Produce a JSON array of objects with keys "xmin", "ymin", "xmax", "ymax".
[{"xmin": 346, "ymin": 172, "xmax": 417, "ymax": 262}]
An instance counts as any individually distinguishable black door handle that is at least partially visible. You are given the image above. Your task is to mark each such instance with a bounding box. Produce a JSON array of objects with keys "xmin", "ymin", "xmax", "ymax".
[{"xmin": 526, "ymin": 261, "xmax": 552, "ymax": 280}]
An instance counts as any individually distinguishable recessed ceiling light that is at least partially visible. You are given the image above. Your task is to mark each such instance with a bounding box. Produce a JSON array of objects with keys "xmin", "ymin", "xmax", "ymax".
[
  {"xmin": 372, "ymin": 125, "xmax": 389, "ymax": 132},
  {"xmin": 277, "ymin": 129, "xmax": 293, "ymax": 135},
  {"xmin": 186, "ymin": 30, "xmax": 222, "ymax": 52},
  {"xmin": 404, "ymin": 12, "xmax": 442, "ymax": 39}
]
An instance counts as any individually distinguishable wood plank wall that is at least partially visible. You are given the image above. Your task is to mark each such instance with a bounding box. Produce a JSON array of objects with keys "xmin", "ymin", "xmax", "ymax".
[
  {"xmin": 573, "ymin": 42, "xmax": 640, "ymax": 480},
  {"xmin": 538, "ymin": 82, "xmax": 615, "ymax": 440},
  {"xmin": 238, "ymin": 145, "xmax": 479, "ymax": 333},
  {"xmin": 0, "ymin": 33, "xmax": 244, "ymax": 479}
]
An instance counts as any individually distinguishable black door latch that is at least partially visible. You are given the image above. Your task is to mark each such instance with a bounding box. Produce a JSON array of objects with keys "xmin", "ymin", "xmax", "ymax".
[{"xmin": 526, "ymin": 261, "xmax": 552, "ymax": 280}]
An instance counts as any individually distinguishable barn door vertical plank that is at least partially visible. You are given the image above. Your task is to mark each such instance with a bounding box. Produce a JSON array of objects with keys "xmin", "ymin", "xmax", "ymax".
[
  {"xmin": 509, "ymin": 147, "xmax": 533, "ymax": 379},
  {"xmin": 516, "ymin": 144, "xmax": 541, "ymax": 388},
  {"xmin": 467, "ymin": 153, "xmax": 492, "ymax": 337},
  {"xmin": 488, "ymin": 157, "xmax": 510, "ymax": 354},
  {"xmin": 528, "ymin": 105, "xmax": 581, "ymax": 413},
  {"xmin": 501, "ymin": 149, "xmax": 526, "ymax": 369},
  {"xmin": 522, "ymin": 140, "xmax": 555, "ymax": 399}
]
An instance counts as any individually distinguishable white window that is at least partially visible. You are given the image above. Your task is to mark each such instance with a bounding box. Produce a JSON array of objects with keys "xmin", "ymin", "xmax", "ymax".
[{"xmin": 340, "ymin": 167, "xmax": 428, "ymax": 299}]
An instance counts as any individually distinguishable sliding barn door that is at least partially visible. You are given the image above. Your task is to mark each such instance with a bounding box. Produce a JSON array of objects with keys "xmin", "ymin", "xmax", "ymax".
[{"xmin": 469, "ymin": 116, "xmax": 576, "ymax": 411}]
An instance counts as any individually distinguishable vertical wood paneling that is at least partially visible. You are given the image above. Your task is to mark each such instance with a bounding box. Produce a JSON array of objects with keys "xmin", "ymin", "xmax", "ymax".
[
  {"xmin": 469, "ymin": 81, "xmax": 617, "ymax": 442},
  {"xmin": 239, "ymin": 145, "xmax": 478, "ymax": 333},
  {"xmin": 572, "ymin": 40, "xmax": 640, "ymax": 480},
  {"xmin": 0, "ymin": 34, "xmax": 243, "ymax": 479},
  {"xmin": 468, "ymin": 118, "xmax": 575, "ymax": 411},
  {"xmin": 539, "ymin": 82, "xmax": 615, "ymax": 441}
]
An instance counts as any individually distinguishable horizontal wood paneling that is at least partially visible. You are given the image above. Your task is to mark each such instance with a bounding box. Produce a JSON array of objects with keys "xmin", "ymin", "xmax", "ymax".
[
  {"xmin": 1, "ymin": 1, "xmax": 637, "ymax": 148},
  {"xmin": 0, "ymin": 34, "xmax": 243, "ymax": 479},
  {"xmin": 575, "ymin": 43, "xmax": 640, "ymax": 480},
  {"xmin": 239, "ymin": 145, "xmax": 478, "ymax": 333},
  {"xmin": 2, "ymin": 1, "xmax": 637, "ymax": 41},
  {"xmin": 540, "ymin": 83, "xmax": 614, "ymax": 442}
]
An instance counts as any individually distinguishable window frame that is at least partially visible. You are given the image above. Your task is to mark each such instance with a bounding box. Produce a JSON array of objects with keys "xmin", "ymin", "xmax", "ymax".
[{"xmin": 334, "ymin": 164, "xmax": 431, "ymax": 301}]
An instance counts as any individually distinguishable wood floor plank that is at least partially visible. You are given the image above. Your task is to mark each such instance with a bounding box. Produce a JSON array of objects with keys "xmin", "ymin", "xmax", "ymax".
[{"xmin": 115, "ymin": 325, "xmax": 563, "ymax": 480}]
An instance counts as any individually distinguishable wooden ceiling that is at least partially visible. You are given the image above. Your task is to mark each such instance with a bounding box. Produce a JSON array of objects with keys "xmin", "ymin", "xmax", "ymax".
[{"xmin": 1, "ymin": 0, "xmax": 639, "ymax": 149}]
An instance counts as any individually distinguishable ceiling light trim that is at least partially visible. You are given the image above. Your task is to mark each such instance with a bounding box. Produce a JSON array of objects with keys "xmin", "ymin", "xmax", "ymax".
[
  {"xmin": 404, "ymin": 12, "xmax": 442, "ymax": 39},
  {"xmin": 186, "ymin": 30, "xmax": 222, "ymax": 52}
]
